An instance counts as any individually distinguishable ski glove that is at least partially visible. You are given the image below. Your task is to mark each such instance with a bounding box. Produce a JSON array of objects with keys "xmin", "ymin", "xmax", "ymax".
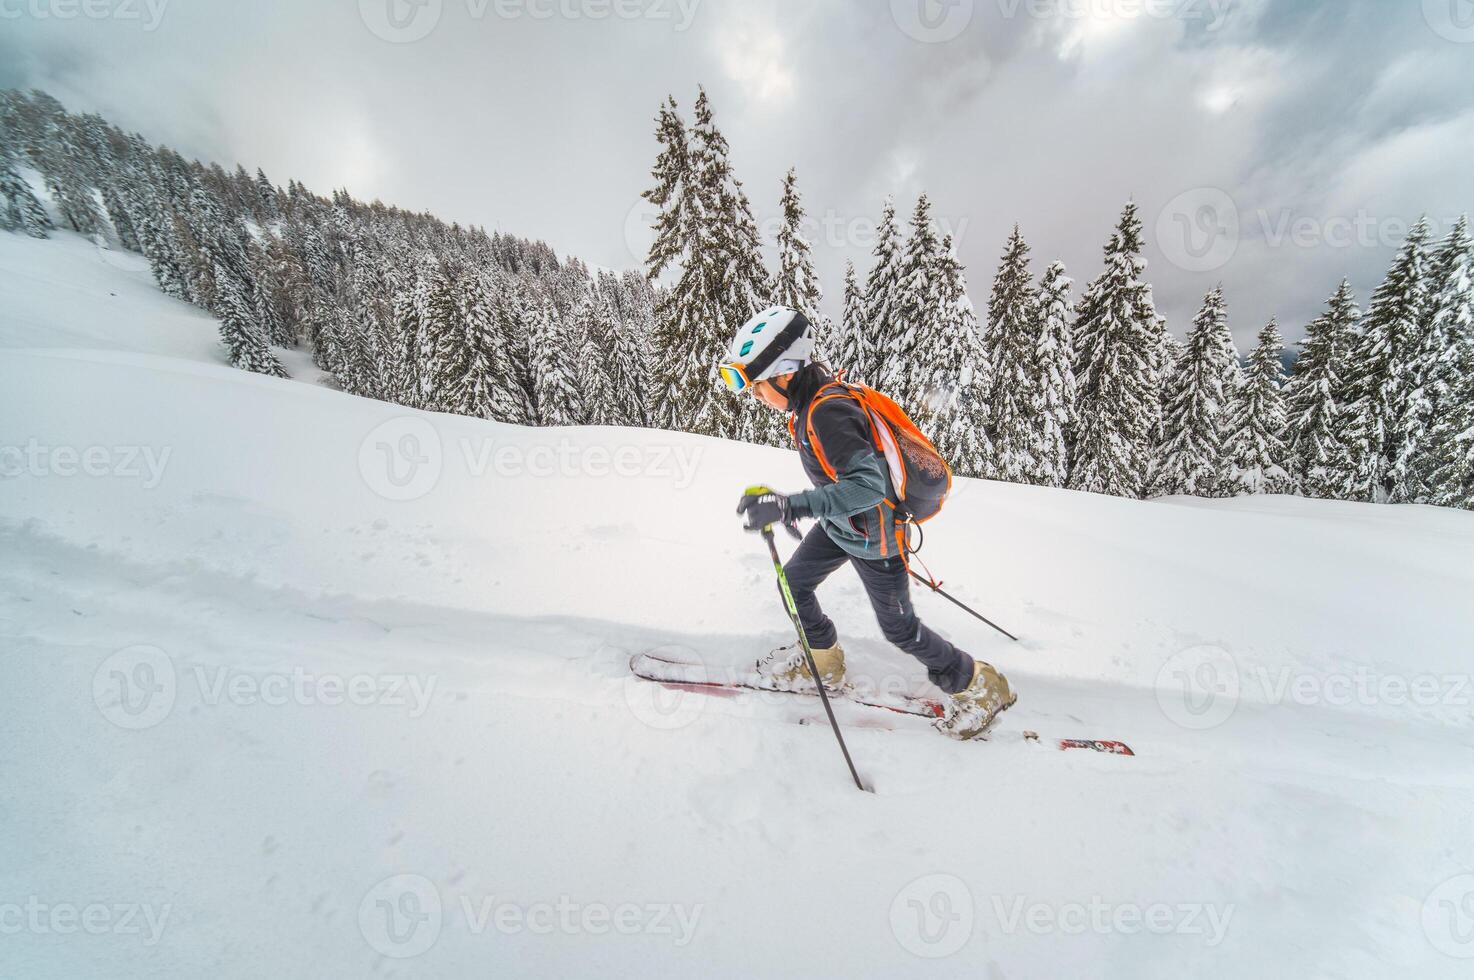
[{"xmin": 736, "ymin": 486, "xmax": 807, "ymax": 538}]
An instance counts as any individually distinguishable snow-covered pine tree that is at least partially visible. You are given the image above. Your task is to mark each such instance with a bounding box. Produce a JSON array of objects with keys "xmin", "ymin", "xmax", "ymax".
[
  {"xmin": 212, "ymin": 260, "xmax": 286, "ymax": 377},
  {"xmin": 133, "ymin": 163, "xmax": 192, "ymax": 302},
  {"xmin": 0, "ymin": 145, "xmax": 51, "ymax": 237},
  {"xmin": 38, "ymin": 112, "xmax": 104, "ymax": 237},
  {"xmin": 603, "ymin": 270, "xmax": 655, "ymax": 427},
  {"xmin": 878, "ymin": 195, "xmax": 943, "ymax": 406},
  {"xmin": 643, "ymin": 90, "xmax": 769, "ymax": 440},
  {"xmin": 1154, "ymin": 285, "xmax": 1238, "ymax": 497},
  {"xmin": 1068, "ymin": 202, "xmax": 1166, "ymax": 498},
  {"xmin": 1426, "ymin": 353, "xmax": 1474, "ymax": 509},
  {"xmin": 422, "ymin": 268, "xmax": 479, "ymax": 415},
  {"xmin": 982, "ymin": 225, "xmax": 1041, "ymax": 484},
  {"xmin": 1413, "ymin": 216, "xmax": 1473, "ymax": 501},
  {"xmin": 859, "ymin": 197, "xmax": 904, "ymax": 386},
  {"xmin": 836, "ymin": 260, "xmax": 868, "ymax": 379},
  {"xmin": 921, "ymin": 234, "xmax": 988, "ymax": 473},
  {"xmin": 254, "ymin": 168, "xmax": 280, "ymax": 224},
  {"xmin": 531, "ymin": 299, "xmax": 582, "ymax": 427},
  {"xmin": 772, "ymin": 168, "xmax": 823, "ymax": 320},
  {"xmin": 464, "ymin": 271, "xmax": 532, "ymax": 425},
  {"xmin": 1346, "ymin": 217, "xmax": 1432, "ymax": 502},
  {"xmin": 1285, "ymin": 279, "xmax": 1361, "ymax": 498},
  {"xmin": 1029, "ymin": 261, "xmax": 1075, "ymax": 487},
  {"xmin": 575, "ymin": 289, "xmax": 620, "ymax": 426},
  {"xmin": 1227, "ymin": 318, "xmax": 1293, "ymax": 494}
]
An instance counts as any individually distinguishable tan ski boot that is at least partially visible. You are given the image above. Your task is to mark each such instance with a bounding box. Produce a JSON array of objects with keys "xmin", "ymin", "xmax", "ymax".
[
  {"xmin": 934, "ymin": 660, "xmax": 1017, "ymax": 740},
  {"xmin": 755, "ymin": 642, "xmax": 847, "ymax": 693}
]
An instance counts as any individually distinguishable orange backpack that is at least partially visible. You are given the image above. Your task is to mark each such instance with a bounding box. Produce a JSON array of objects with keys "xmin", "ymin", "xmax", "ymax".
[{"xmin": 791, "ymin": 380, "xmax": 954, "ymax": 524}]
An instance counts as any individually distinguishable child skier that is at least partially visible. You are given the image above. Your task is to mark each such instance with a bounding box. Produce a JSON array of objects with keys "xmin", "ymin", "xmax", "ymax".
[{"xmin": 721, "ymin": 306, "xmax": 1016, "ymax": 739}]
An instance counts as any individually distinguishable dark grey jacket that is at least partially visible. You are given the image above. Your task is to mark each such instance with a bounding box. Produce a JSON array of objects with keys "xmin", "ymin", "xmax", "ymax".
[{"xmin": 787, "ymin": 370, "xmax": 904, "ymax": 562}]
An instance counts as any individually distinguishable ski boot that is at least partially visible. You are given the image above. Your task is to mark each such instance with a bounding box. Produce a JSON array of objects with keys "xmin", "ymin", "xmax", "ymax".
[
  {"xmin": 755, "ymin": 642, "xmax": 846, "ymax": 693},
  {"xmin": 934, "ymin": 660, "xmax": 1016, "ymax": 740}
]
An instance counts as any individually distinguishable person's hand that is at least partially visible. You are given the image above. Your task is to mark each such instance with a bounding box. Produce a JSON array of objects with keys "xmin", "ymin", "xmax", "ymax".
[{"xmin": 736, "ymin": 486, "xmax": 802, "ymax": 537}]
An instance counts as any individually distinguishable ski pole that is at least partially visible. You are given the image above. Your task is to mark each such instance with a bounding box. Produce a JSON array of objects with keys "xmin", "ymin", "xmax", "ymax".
[
  {"xmin": 907, "ymin": 569, "xmax": 1020, "ymax": 642},
  {"xmin": 760, "ymin": 526, "xmax": 871, "ymax": 794}
]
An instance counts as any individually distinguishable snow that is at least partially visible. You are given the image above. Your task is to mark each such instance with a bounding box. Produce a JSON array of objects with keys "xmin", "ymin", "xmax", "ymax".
[{"xmin": 4, "ymin": 229, "xmax": 1474, "ymax": 978}]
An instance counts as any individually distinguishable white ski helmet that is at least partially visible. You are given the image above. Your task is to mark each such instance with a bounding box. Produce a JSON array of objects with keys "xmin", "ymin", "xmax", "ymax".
[{"xmin": 720, "ymin": 306, "xmax": 816, "ymax": 393}]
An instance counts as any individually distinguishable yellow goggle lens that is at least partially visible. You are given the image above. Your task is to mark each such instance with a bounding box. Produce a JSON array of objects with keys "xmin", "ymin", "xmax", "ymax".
[{"xmin": 719, "ymin": 364, "xmax": 750, "ymax": 393}]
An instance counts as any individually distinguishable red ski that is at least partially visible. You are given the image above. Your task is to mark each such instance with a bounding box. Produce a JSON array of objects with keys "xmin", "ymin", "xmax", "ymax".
[{"xmin": 630, "ymin": 651, "xmax": 1134, "ymax": 755}]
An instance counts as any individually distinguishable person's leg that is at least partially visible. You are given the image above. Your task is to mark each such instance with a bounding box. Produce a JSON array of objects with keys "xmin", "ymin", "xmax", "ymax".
[
  {"xmin": 781, "ymin": 524, "xmax": 850, "ymax": 649},
  {"xmin": 851, "ymin": 555, "xmax": 975, "ymax": 694}
]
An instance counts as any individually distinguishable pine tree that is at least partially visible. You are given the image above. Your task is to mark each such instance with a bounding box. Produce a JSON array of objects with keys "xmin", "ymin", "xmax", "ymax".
[
  {"xmin": 773, "ymin": 168, "xmax": 823, "ymax": 317},
  {"xmin": 879, "ymin": 195, "xmax": 944, "ymax": 405},
  {"xmin": 922, "ymin": 234, "xmax": 983, "ymax": 431},
  {"xmin": 254, "ymin": 168, "xmax": 279, "ymax": 223},
  {"xmin": 1030, "ymin": 261, "xmax": 1075, "ymax": 487},
  {"xmin": 1426, "ymin": 361, "xmax": 1474, "ymax": 510},
  {"xmin": 39, "ymin": 114, "xmax": 104, "ymax": 236},
  {"xmin": 1285, "ymin": 279, "xmax": 1361, "ymax": 498},
  {"xmin": 859, "ymin": 197, "xmax": 904, "ymax": 386},
  {"xmin": 643, "ymin": 90, "xmax": 768, "ymax": 439},
  {"xmin": 422, "ymin": 268, "xmax": 476, "ymax": 415},
  {"xmin": 576, "ymin": 289, "xmax": 620, "ymax": 426},
  {"xmin": 1069, "ymin": 202, "xmax": 1165, "ymax": 498},
  {"xmin": 1155, "ymin": 286, "xmax": 1238, "ymax": 496},
  {"xmin": 213, "ymin": 260, "xmax": 286, "ymax": 377},
  {"xmin": 836, "ymin": 260, "xmax": 868, "ymax": 378},
  {"xmin": 982, "ymin": 226, "xmax": 1040, "ymax": 484},
  {"xmin": 1414, "ymin": 216, "xmax": 1473, "ymax": 501},
  {"xmin": 604, "ymin": 270, "xmax": 655, "ymax": 427},
  {"xmin": 531, "ymin": 300, "xmax": 582, "ymax": 427},
  {"xmin": 0, "ymin": 149, "xmax": 51, "ymax": 237},
  {"xmin": 1227, "ymin": 318, "xmax": 1293, "ymax": 494},
  {"xmin": 1347, "ymin": 218, "xmax": 1432, "ymax": 502}
]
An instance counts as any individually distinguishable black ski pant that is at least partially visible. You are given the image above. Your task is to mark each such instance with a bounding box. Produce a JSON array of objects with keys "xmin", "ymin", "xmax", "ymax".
[{"xmin": 783, "ymin": 524, "xmax": 976, "ymax": 695}]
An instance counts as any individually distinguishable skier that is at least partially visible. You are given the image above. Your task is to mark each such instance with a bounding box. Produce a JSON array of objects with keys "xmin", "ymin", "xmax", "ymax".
[{"xmin": 721, "ymin": 306, "xmax": 1016, "ymax": 739}]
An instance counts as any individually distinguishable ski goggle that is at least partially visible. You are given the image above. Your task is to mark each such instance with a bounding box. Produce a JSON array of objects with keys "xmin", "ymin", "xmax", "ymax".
[{"xmin": 718, "ymin": 362, "xmax": 752, "ymax": 394}]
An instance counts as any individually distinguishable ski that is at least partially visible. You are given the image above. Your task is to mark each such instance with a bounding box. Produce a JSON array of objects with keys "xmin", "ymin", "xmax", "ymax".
[{"xmin": 630, "ymin": 651, "xmax": 1134, "ymax": 755}]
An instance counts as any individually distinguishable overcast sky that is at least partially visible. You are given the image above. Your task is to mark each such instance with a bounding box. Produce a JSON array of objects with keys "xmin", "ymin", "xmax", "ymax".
[{"xmin": 4, "ymin": 0, "xmax": 1473, "ymax": 347}]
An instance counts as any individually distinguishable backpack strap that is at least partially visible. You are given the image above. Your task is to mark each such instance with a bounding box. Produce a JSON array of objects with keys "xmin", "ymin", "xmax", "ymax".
[{"xmin": 797, "ymin": 381, "xmax": 854, "ymax": 482}]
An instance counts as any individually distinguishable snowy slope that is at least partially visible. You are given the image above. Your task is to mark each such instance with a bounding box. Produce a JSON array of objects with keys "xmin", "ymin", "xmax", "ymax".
[{"xmin": 4, "ymin": 230, "xmax": 1474, "ymax": 979}]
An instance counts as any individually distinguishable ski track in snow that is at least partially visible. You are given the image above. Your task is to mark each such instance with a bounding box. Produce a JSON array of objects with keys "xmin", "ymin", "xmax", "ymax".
[{"xmin": 4, "ymin": 231, "xmax": 1474, "ymax": 978}]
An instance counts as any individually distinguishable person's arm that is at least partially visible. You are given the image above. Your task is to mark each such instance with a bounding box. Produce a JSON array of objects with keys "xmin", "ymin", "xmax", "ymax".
[{"xmin": 791, "ymin": 400, "xmax": 889, "ymax": 519}]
